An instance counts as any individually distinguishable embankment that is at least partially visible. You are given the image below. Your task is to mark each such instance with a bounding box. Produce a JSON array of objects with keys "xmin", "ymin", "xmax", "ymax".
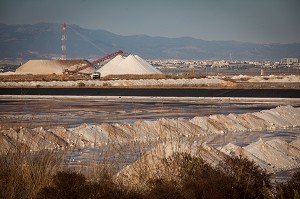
[{"xmin": 0, "ymin": 87, "xmax": 299, "ymax": 98}]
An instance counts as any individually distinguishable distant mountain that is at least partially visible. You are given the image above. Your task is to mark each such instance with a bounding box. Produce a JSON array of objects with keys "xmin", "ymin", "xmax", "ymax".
[{"xmin": 0, "ymin": 23, "xmax": 300, "ymax": 60}]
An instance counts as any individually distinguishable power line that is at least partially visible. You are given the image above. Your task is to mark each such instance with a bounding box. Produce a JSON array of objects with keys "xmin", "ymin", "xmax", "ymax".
[
  {"xmin": 61, "ymin": 23, "xmax": 67, "ymax": 60},
  {"xmin": 68, "ymin": 25, "xmax": 107, "ymax": 55}
]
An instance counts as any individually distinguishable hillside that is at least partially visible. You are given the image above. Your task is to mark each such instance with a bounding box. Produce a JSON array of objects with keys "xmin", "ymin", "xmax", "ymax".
[{"xmin": 1, "ymin": 23, "xmax": 300, "ymax": 60}]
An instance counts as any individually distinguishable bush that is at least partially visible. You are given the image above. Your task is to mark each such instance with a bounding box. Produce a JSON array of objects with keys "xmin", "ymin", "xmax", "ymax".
[
  {"xmin": 218, "ymin": 156, "xmax": 271, "ymax": 199},
  {"xmin": 0, "ymin": 149, "xmax": 64, "ymax": 199},
  {"xmin": 37, "ymin": 171, "xmax": 141, "ymax": 199},
  {"xmin": 0, "ymin": 149, "xmax": 274, "ymax": 199},
  {"xmin": 78, "ymin": 82, "xmax": 85, "ymax": 87},
  {"xmin": 276, "ymin": 171, "xmax": 300, "ymax": 199},
  {"xmin": 37, "ymin": 172, "xmax": 87, "ymax": 199},
  {"xmin": 147, "ymin": 179, "xmax": 183, "ymax": 199},
  {"xmin": 145, "ymin": 153, "xmax": 271, "ymax": 199},
  {"xmin": 103, "ymin": 82, "xmax": 112, "ymax": 87}
]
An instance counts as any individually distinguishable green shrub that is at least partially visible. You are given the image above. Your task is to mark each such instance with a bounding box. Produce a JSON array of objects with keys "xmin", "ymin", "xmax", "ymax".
[
  {"xmin": 262, "ymin": 181, "xmax": 272, "ymax": 199},
  {"xmin": 103, "ymin": 82, "xmax": 112, "ymax": 87},
  {"xmin": 78, "ymin": 82, "xmax": 85, "ymax": 87}
]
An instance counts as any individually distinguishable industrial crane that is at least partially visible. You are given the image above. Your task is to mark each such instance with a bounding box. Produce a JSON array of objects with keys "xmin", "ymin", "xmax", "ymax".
[
  {"xmin": 70, "ymin": 50, "xmax": 127, "ymax": 74},
  {"xmin": 60, "ymin": 24, "xmax": 128, "ymax": 75}
]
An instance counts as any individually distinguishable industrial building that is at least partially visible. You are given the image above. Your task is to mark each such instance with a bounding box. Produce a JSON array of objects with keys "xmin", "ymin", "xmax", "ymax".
[{"xmin": 280, "ymin": 58, "xmax": 299, "ymax": 65}]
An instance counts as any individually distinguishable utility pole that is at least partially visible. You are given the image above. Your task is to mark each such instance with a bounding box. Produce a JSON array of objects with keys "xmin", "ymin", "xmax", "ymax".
[{"xmin": 61, "ymin": 23, "xmax": 67, "ymax": 60}]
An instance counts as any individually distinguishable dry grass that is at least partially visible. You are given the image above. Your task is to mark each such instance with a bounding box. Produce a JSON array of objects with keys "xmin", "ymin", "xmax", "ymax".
[
  {"xmin": 0, "ymin": 148, "xmax": 64, "ymax": 199},
  {"xmin": 101, "ymin": 73, "xmax": 207, "ymax": 80},
  {"xmin": 0, "ymin": 74, "xmax": 89, "ymax": 82},
  {"xmin": 0, "ymin": 73, "xmax": 209, "ymax": 82},
  {"xmin": 0, "ymin": 135, "xmax": 298, "ymax": 198},
  {"xmin": 2, "ymin": 73, "xmax": 300, "ymax": 89}
]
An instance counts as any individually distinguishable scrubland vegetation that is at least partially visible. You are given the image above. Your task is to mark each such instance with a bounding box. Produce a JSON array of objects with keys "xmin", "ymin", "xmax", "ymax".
[
  {"xmin": 0, "ymin": 73, "xmax": 202, "ymax": 82},
  {"xmin": 0, "ymin": 146, "xmax": 299, "ymax": 199}
]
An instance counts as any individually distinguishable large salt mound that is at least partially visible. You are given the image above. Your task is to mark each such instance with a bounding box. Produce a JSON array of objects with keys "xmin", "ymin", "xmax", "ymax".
[
  {"xmin": 16, "ymin": 60, "xmax": 94, "ymax": 75},
  {"xmin": 115, "ymin": 141, "xmax": 227, "ymax": 190},
  {"xmin": 219, "ymin": 143, "xmax": 276, "ymax": 172},
  {"xmin": 97, "ymin": 55, "xmax": 124, "ymax": 76},
  {"xmin": 244, "ymin": 139, "xmax": 300, "ymax": 171},
  {"xmin": 97, "ymin": 54, "xmax": 162, "ymax": 77},
  {"xmin": 134, "ymin": 55, "xmax": 162, "ymax": 74}
]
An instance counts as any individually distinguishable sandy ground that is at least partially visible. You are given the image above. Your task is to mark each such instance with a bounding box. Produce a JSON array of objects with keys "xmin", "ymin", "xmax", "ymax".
[{"xmin": 0, "ymin": 74, "xmax": 299, "ymax": 89}]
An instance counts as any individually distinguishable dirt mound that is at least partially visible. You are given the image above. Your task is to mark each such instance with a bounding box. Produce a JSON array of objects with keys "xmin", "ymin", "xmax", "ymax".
[{"xmin": 16, "ymin": 60, "xmax": 94, "ymax": 75}]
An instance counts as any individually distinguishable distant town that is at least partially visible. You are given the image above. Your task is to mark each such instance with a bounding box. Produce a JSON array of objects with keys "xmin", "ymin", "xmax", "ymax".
[
  {"xmin": 148, "ymin": 57, "xmax": 300, "ymax": 76},
  {"xmin": 0, "ymin": 57, "xmax": 299, "ymax": 75},
  {"xmin": 149, "ymin": 57, "xmax": 299, "ymax": 68}
]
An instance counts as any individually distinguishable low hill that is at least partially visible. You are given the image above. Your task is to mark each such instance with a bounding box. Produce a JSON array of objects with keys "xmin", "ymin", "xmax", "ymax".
[{"xmin": 1, "ymin": 23, "xmax": 300, "ymax": 60}]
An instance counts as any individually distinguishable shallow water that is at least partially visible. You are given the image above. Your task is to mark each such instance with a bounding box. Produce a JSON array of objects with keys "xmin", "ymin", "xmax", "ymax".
[
  {"xmin": 1, "ymin": 96, "xmax": 299, "ymax": 128},
  {"xmin": 207, "ymin": 127, "xmax": 300, "ymax": 148},
  {"xmin": 2, "ymin": 96, "xmax": 298, "ymax": 181}
]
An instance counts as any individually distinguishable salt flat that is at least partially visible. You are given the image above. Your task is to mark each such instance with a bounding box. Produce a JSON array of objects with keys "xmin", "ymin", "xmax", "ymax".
[
  {"xmin": 1, "ymin": 95, "xmax": 300, "ymax": 186},
  {"xmin": 1, "ymin": 96, "xmax": 299, "ymax": 128}
]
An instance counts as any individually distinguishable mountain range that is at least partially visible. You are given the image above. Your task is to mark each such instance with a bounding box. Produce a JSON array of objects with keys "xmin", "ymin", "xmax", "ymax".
[{"xmin": 0, "ymin": 23, "xmax": 300, "ymax": 60}]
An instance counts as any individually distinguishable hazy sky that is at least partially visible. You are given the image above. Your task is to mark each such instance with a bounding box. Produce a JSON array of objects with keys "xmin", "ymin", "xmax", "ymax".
[{"xmin": 1, "ymin": 0, "xmax": 299, "ymax": 43}]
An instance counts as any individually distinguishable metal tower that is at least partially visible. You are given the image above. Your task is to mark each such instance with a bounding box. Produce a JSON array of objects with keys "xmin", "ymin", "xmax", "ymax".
[{"xmin": 61, "ymin": 23, "xmax": 67, "ymax": 60}]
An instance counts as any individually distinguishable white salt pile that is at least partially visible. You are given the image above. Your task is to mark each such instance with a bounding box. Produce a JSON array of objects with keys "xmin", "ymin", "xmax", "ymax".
[
  {"xmin": 219, "ymin": 138, "xmax": 300, "ymax": 172},
  {"xmin": 244, "ymin": 138, "xmax": 300, "ymax": 170},
  {"xmin": 116, "ymin": 136, "xmax": 300, "ymax": 190},
  {"xmin": 16, "ymin": 60, "xmax": 94, "ymax": 75},
  {"xmin": 134, "ymin": 55, "xmax": 162, "ymax": 74},
  {"xmin": 96, "ymin": 55, "xmax": 124, "ymax": 77},
  {"xmin": 97, "ymin": 54, "xmax": 162, "ymax": 77},
  {"xmin": 1, "ymin": 106, "xmax": 300, "ymax": 151}
]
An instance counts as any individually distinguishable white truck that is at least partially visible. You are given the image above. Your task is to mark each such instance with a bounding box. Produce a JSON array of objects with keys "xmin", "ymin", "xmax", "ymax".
[{"xmin": 90, "ymin": 72, "xmax": 101, "ymax": 79}]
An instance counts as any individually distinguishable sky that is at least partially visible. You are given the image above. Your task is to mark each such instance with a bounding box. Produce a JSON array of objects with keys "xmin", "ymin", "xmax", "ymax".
[{"xmin": 0, "ymin": 0, "xmax": 300, "ymax": 44}]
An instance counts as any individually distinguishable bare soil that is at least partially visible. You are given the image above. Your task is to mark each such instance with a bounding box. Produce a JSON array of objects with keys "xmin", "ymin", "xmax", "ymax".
[
  {"xmin": 0, "ymin": 73, "xmax": 206, "ymax": 82},
  {"xmin": 0, "ymin": 73, "xmax": 300, "ymax": 89}
]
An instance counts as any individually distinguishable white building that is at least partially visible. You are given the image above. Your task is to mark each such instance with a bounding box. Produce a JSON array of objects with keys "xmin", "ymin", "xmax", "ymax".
[{"xmin": 280, "ymin": 58, "xmax": 299, "ymax": 65}]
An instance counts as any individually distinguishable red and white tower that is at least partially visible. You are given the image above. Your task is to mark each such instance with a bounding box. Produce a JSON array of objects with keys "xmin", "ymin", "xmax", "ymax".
[{"xmin": 61, "ymin": 23, "xmax": 67, "ymax": 60}]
